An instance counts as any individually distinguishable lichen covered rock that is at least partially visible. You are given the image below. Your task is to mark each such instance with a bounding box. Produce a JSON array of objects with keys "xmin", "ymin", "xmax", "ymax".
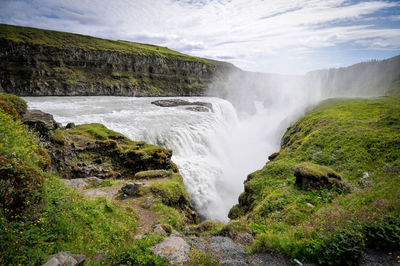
[{"xmin": 151, "ymin": 236, "xmax": 190, "ymax": 265}]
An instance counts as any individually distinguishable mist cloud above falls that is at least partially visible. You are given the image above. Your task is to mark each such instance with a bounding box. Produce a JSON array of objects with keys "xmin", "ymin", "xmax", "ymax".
[{"xmin": 204, "ymin": 56, "xmax": 399, "ymax": 220}]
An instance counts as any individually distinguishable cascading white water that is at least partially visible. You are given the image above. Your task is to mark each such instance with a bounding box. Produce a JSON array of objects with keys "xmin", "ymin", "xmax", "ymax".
[{"xmin": 25, "ymin": 96, "xmax": 241, "ymax": 220}]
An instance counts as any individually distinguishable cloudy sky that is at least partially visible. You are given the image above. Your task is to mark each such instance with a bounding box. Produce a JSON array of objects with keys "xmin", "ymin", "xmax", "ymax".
[{"xmin": 1, "ymin": 0, "xmax": 399, "ymax": 74}]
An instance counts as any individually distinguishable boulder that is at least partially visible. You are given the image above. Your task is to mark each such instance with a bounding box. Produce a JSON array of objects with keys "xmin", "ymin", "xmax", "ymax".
[
  {"xmin": 268, "ymin": 152, "xmax": 280, "ymax": 161},
  {"xmin": 207, "ymin": 236, "xmax": 247, "ymax": 265},
  {"xmin": 151, "ymin": 236, "xmax": 190, "ymax": 265},
  {"xmin": 151, "ymin": 99, "xmax": 191, "ymax": 107},
  {"xmin": 151, "ymin": 99, "xmax": 213, "ymax": 111},
  {"xmin": 121, "ymin": 182, "xmax": 144, "ymax": 196},
  {"xmin": 66, "ymin": 122, "xmax": 76, "ymax": 128},
  {"xmin": 22, "ymin": 109, "xmax": 60, "ymax": 137},
  {"xmin": 294, "ymin": 162, "xmax": 343, "ymax": 191},
  {"xmin": 42, "ymin": 251, "xmax": 85, "ymax": 266},
  {"xmin": 188, "ymin": 236, "xmax": 247, "ymax": 265}
]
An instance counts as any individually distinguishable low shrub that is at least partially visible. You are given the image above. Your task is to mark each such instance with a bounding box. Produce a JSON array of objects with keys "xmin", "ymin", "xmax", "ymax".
[
  {"xmin": 185, "ymin": 248, "xmax": 220, "ymax": 266},
  {"xmin": 0, "ymin": 112, "xmax": 45, "ymax": 215},
  {"xmin": 0, "ymin": 93, "xmax": 27, "ymax": 115},
  {"xmin": 0, "ymin": 176, "xmax": 138, "ymax": 265},
  {"xmin": 103, "ymin": 235, "xmax": 167, "ymax": 265}
]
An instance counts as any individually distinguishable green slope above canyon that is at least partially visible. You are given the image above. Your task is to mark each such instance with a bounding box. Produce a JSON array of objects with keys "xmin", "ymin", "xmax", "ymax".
[
  {"xmin": 229, "ymin": 95, "xmax": 400, "ymax": 264},
  {"xmin": 0, "ymin": 24, "xmax": 235, "ymax": 97}
]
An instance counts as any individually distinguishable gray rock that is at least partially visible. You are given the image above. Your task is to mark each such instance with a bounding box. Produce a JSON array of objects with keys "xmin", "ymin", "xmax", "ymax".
[
  {"xmin": 152, "ymin": 223, "xmax": 168, "ymax": 236},
  {"xmin": 188, "ymin": 236, "xmax": 248, "ymax": 265},
  {"xmin": 233, "ymin": 232, "xmax": 254, "ymax": 246},
  {"xmin": 208, "ymin": 236, "xmax": 247, "ymax": 265},
  {"xmin": 171, "ymin": 230, "xmax": 184, "ymax": 238},
  {"xmin": 43, "ymin": 251, "xmax": 85, "ymax": 266},
  {"xmin": 43, "ymin": 257, "xmax": 77, "ymax": 266},
  {"xmin": 142, "ymin": 197, "xmax": 155, "ymax": 208},
  {"xmin": 66, "ymin": 122, "xmax": 76, "ymax": 129},
  {"xmin": 151, "ymin": 99, "xmax": 192, "ymax": 107},
  {"xmin": 360, "ymin": 249, "xmax": 400, "ymax": 266},
  {"xmin": 121, "ymin": 182, "xmax": 144, "ymax": 196},
  {"xmin": 151, "ymin": 99, "xmax": 213, "ymax": 111},
  {"xmin": 23, "ymin": 109, "xmax": 59, "ymax": 137},
  {"xmin": 151, "ymin": 236, "xmax": 190, "ymax": 265},
  {"xmin": 188, "ymin": 236, "xmax": 208, "ymax": 251}
]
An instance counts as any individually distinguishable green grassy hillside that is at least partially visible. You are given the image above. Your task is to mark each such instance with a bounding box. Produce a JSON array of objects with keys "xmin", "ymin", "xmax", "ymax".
[
  {"xmin": 0, "ymin": 95, "xmax": 188, "ymax": 265},
  {"xmin": 229, "ymin": 96, "xmax": 400, "ymax": 264},
  {"xmin": 0, "ymin": 24, "xmax": 207, "ymax": 63}
]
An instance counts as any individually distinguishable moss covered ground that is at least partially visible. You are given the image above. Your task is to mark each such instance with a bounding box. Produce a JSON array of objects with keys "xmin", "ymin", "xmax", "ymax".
[{"xmin": 230, "ymin": 96, "xmax": 400, "ymax": 264}]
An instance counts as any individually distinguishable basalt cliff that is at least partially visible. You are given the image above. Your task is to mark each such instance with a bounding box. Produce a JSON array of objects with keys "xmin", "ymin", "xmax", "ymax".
[
  {"xmin": 0, "ymin": 24, "xmax": 236, "ymax": 97},
  {"xmin": 1, "ymin": 23, "xmax": 399, "ymax": 99}
]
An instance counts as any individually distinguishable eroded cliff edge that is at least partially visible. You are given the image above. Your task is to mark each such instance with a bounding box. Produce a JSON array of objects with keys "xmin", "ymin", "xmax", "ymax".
[{"xmin": 0, "ymin": 24, "xmax": 236, "ymax": 96}]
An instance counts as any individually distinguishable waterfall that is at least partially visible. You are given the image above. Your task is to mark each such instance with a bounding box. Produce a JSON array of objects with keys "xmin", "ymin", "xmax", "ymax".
[
  {"xmin": 24, "ymin": 65, "xmax": 386, "ymax": 222},
  {"xmin": 25, "ymin": 96, "xmax": 242, "ymax": 221}
]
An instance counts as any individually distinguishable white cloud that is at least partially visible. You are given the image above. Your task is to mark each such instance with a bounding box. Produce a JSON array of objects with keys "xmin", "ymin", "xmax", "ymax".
[{"xmin": 1, "ymin": 0, "xmax": 399, "ymax": 74}]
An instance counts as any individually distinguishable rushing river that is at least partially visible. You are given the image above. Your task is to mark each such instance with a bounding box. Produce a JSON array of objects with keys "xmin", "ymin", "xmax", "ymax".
[{"xmin": 25, "ymin": 96, "xmax": 278, "ymax": 221}]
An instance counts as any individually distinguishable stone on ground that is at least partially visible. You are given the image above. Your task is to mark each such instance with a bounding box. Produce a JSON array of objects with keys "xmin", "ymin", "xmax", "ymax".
[
  {"xmin": 42, "ymin": 251, "xmax": 85, "ymax": 266},
  {"xmin": 151, "ymin": 236, "xmax": 190, "ymax": 265},
  {"xmin": 121, "ymin": 182, "xmax": 144, "ymax": 196}
]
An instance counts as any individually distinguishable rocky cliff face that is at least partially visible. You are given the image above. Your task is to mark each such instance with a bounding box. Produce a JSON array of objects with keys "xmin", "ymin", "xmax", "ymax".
[{"xmin": 0, "ymin": 25, "xmax": 235, "ymax": 96}]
